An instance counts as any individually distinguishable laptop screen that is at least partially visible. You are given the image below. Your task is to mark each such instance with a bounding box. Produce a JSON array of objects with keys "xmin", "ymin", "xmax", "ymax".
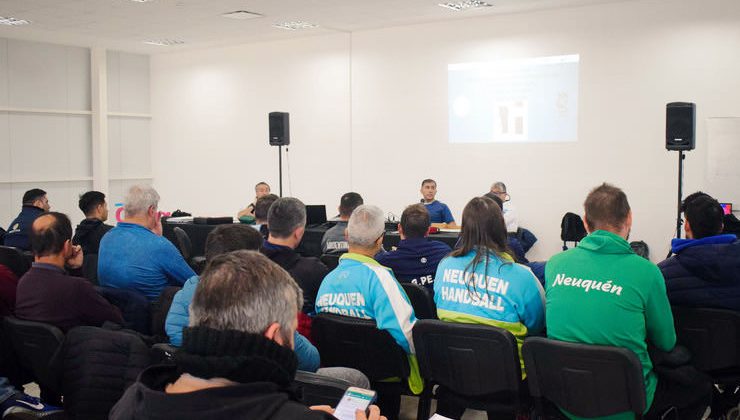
[
  {"xmin": 305, "ymin": 205, "xmax": 327, "ymax": 226},
  {"xmin": 720, "ymin": 203, "xmax": 733, "ymax": 215}
]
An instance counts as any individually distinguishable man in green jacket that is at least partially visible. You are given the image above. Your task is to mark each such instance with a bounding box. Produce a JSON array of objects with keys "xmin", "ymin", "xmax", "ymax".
[{"xmin": 545, "ymin": 183, "xmax": 711, "ymax": 420}]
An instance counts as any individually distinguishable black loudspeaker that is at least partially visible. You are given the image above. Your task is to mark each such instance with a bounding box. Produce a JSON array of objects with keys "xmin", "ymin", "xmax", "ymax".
[
  {"xmin": 269, "ymin": 112, "xmax": 290, "ymax": 146},
  {"xmin": 666, "ymin": 102, "xmax": 695, "ymax": 151}
]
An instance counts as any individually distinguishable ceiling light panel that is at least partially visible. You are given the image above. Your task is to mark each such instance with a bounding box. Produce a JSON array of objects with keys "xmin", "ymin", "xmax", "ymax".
[
  {"xmin": 272, "ymin": 21, "xmax": 319, "ymax": 31},
  {"xmin": 222, "ymin": 10, "xmax": 263, "ymax": 20},
  {"xmin": 0, "ymin": 16, "xmax": 30, "ymax": 26},
  {"xmin": 143, "ymin": 39, "xmax": 185, "ymax": 46},
  {"xmin": 438, "ymin": 1, "xmax": 493, "ymax": 11}
]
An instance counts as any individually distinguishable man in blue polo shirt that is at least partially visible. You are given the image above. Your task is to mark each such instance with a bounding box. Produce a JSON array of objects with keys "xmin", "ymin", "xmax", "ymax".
[
  {"xmin": 420, "ymin": 179, "xmax": 456, "ymax": 226},
  {"xmin": 376, "ymin": 204, "xmax": 450, "ymax": 291}
]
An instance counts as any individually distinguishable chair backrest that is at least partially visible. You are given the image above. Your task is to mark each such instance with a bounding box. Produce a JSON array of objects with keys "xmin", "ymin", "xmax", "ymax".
[
  {"xmin": 294, "ymin": 371, "xmax": 352, "ymax": 407},
  {"xmin": 413, "ymin": 320, "xmax": 520, "ymax": 397},
  {"xmin": 522, "ymin": 337, "xmax": 646, "ymax": 419},
  {"xmin": 319, "ymin": 254, "xmax": 341, "ymax": 270},
  {"xmin": 96, "ymin": 286, "xmax": 151, "ymax": 335},
  {"xmin": 672, "ymin": 306, "xmax": 740, "ymax": 372},
  {"xmin": 3, "ymin": 317, "xmax": 65, "ymax": 393},
  {"xmin": 312, "ymin": 312, "xmax": 409, "ymax": 381},
  {"xmin": 61, "ymin": 326, "xmax": 150, "ymax": 419},
  {"xmin": 172, "ymin": 227, "xmax": 192, "ymax": 261},
  {"xmin": 401, "ymin": 283, "xmax": 437, "ymax": 320},
  {"xmin": 150, "ymin": 286, "xmax": 182, "ymax": 339},
  {"xmin": 0, "ymin": 246, "xmax": 31, "ymax": 278},
  {"xmin": 82, "ymin": 253, "xmax": 99, "ymax": 285}
]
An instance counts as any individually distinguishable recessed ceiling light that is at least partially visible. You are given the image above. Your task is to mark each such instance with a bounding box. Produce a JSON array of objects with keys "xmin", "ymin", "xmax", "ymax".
[
  {"xmin": 0, "ymin": 16, "xmax": 30, "ymax": 26},
  {"xmin": 222, "ymin": 10, "xmax": 263, "ymax": 20},
  {"xmin": 272, "ymin": 21, "xmax": 319, "ymax": 31},
  {"xmin": 143, "ymin": 39, "xmax": 185, "ymax": 46},
  {"xmin": 128, "ymin": 0, "xmax": 155, "ymax": 3},
  {"xmin": 438, "ymin": 0, "xmax": 493, "ymax": 11}
]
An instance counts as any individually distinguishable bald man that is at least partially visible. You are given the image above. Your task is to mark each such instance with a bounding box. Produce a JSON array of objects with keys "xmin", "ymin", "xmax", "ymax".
[{"xmin": 15, "ymin": 212, "xmax": 122, "ymax": 332}]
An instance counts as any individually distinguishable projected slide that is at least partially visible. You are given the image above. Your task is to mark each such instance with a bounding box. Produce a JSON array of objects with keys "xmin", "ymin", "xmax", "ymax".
[{"xmin": 449, "ymin": 55, "xmax": 579, "ymax": 144}]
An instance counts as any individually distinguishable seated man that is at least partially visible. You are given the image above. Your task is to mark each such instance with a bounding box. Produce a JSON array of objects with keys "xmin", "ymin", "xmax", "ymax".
[
  {"xmin": 4, "ymin": 189, "xmax": 50, "ymax": 250},
  {"xmin": 262, "ymin": 198, "xmax": 328, "ymax": 336},
  {"xmin": 98, "ymin": 185, "xmax": 195, "ymax": 300},
  {"xmin": 253, "ymin": 193, "xmax": 279, "ymax": 239},
  {"xmin": 376, "ymin": 204, "xmax": 450, "ymax": 290},
  {"xmin": 15, "ymin": 212, "xmax": 122, "ymax": 332},
  {"xmin": 489, "ymin": 181, "xmax": 518, "ymax": 233},
  {"xmin": 545, "ymin": 183, "xmax": 711, "ymax": 419},
  {"xmin": 73, "ymin": 190, "xmax": 113, "ymax": 255},
  {"xmin": 112, "ymin": 251, "xmax": 380, "ymax": 419},
  {"xmin": 420, "ymin": 179, "xmax": 456, "ymax": 226},
  {"xmin": 659, "ymin": 192, "xmax": 740, "ymax": 310},
  {"xmin": 237, "ymin": 181, "xmax": 271, "ymax": 219},
  {"xmin": 316, "ymin": 205, "xmax": 423, "ymax": 399},
  {"xmin": 321, "ymin": 192, "xmax": 363, "ymax": 255}
]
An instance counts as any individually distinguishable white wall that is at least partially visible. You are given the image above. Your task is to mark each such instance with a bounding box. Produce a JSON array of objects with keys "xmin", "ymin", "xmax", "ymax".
[{"xmin": 151, "ymin": 0, "xmax": 740, "ymax": 261}]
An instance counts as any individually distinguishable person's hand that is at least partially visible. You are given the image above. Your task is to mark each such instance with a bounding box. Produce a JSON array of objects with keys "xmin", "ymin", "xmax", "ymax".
[
  {"xmin": 152, "ymin": 214, "xmax": 163, "ymax": 236},
  {"xmin": 357, "ymin": 405, "xmax": 385, "ymax": 420},
  {"xmin": 310, "ymin": 406, "xmax": 334, "ymax": 415},
  {"xmin": 67, "ymin": 245, "xmax": 84, "ymax": 269}
]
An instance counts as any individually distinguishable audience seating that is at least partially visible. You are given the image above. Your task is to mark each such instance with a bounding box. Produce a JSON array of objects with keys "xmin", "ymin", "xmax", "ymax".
[
  {"xmin": 3, "ymin": 317, "xmax": 65, "ymax": 404},
  {"xmin": 672, "ymin": 306, "xmax": 740, "ymax": 383},
  {"xmin": 150, "ymin": 286, "xmax": 182, "ymax": 340},
  {"xmin": 172, "ymin": 227, "xmax": 206, "ymax": 273},
  {"xmin": 294, "ymin": 371, "xmax": 352, "ymax": 407},
  {"xmin": 412, "ymin": 320, "xmax": 523, "ymax": 420},
  {"xmin": 61, "ymin": 326, "xmax": 151, "ymax": 420},
  {"xmin": 96, "ymin": 286, "xmax": 151, "ymax": 335},
  {"xmin": 0, "ymin": 245, "xmax": 31, "ymax": 278},
  {"xmin": 319, "ymin": 254, "xmax": 341, "ymax": 270},
  {"xmin": 522, "ymin": 337, "xmax": 646, "ymax": 419},
  {"xmin": 400, "ymin": 283, "xmax": 437, "ymax": 320},
  {"xmin": 312, "ymin": 312, "xmax": 411, "ymax": 420}
]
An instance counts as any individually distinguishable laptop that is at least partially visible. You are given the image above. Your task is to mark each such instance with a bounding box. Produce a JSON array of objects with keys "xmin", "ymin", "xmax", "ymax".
[
  {"xmin": 305, "ymin": 205, "xmax": 327, "ymax": 226},
  {"xmin": 720, "ymin": 203, "xmax": 733, "ymax": 215}
]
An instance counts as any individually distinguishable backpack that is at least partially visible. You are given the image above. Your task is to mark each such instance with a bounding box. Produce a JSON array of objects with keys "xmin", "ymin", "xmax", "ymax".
[{"xmin": 560, "ymin": 212, "xmax": 587, "ymax": 250}]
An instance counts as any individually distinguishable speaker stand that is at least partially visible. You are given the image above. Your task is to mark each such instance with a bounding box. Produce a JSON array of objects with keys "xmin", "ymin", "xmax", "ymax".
[
  {"xmin": 278, "ymin": 145, "xmax": 283, "ymax": 197},
  {"xmin": 674, "ymin": 150, "xmax": 686, "ymax": 239}
]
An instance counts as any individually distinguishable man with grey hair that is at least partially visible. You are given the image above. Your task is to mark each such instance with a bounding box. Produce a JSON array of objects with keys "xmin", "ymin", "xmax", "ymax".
[
  {"xmin": 261, "ymin": 197, "xmax": 328, "ymax": 338},
  {"xmin": 489, "ymin": 181, "xmax": 518, "ymax": 232},
  {"xmin": 98, "ymin": 185, "xmax": 194, "ymax": 300},
  {"xmin": 111, "ymin": 251, "xmax": 382, "ymax": 419},
  {"xmin": 316, "ymin": 204, "xmax": 422, "ymax": 418}
]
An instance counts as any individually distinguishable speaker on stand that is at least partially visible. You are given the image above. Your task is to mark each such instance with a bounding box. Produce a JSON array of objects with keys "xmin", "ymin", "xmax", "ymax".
[
  {"xmin": 666, "ymin": 102, "xmax": 695, "ymax": 249},
  {"xmin": 269, "ymin": 112, "xmax": 290, "ymax": 197}
]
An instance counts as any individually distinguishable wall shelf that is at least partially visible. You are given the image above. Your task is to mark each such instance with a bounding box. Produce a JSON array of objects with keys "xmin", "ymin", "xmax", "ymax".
[
  {"xmin": 108, "ymin": 112, "xmax": 152, "ymax": 119},
  {"xmin": 0, "ymin": 177, "xmax": 93, "ymax": 184},
  {"xmin": 0, "ymin": 107, "xmax": 92, "ymax": 116},
  {"xmin": 109, "ymin": 176, "xmax": 153, "ymax": 181}
]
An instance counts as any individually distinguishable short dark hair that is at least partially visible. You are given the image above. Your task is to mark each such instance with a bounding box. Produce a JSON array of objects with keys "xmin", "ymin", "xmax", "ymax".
[
  {"xmin": 584, "ymin": 183, "xmax": 630, "ymax": 231},
  {"xmin": 267, "ymin": 197, "xmax": 306, "ymax": 238},
  {"xmin": 23, "ymin": 189, "xmax": 46, "ymax": 205},
  {"xmin": 30, "ymin": 212, "xmax": 72, "ymax": 257},
  {"xmin": 483, "ymin": 192, "xmax": 504, "ymax": 210},
  {"xmin": 421, "ymin": 179, "xmax": 436, "ymax": 187},
  {"xmin": 78, "ymin": 191, "xmax": 106, "ymax": 216},
  {"xmin": 204, "ymin": 224, "xmax": 264, "ymax": 261},
  {"xmin": 400, "ymin": 204, "xmax": 430, "ymax": 239},
  {"xmin": 255, "ymin": 182, "xmax": 270, "ymax": 190},
  {"xmin": 339, "ymin": 192, "xmax": 364, "ymax": 218},
  {"xmin": 683, "ymin": 192, "xmax": 724, "ymax": 239},
  {"xmin": 255, "ymin": 194, "xmax": 279, "ymax": 221}
]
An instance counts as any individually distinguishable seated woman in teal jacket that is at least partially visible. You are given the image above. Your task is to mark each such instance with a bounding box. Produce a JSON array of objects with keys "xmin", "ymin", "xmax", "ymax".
[{"xmin": 433, "ymin": 196, "xmax": 545, "ymax": 420}]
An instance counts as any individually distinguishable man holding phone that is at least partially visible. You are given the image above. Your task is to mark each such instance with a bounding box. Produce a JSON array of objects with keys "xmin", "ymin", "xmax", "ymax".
[{"xmin": 111, "ymin": 250, "xmax": 384, "ymax": 420}]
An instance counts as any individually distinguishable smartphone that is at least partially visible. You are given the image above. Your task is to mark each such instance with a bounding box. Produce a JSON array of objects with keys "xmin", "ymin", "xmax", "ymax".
[{"xmin": 333, "ymin": 387, "xmax": 377, "ymax": 420}]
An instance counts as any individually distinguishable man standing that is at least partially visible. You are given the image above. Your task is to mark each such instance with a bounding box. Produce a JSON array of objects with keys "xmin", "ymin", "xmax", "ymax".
[
  {"xmin": 545, "ymin": 183, "xmax": 711, "ymax": 419},
  {"xmin": 73, "ymin": 191, "xmax": 113, "ymax": 255},
  {"xmin": 261, "ymin": 197, "xmax": 328, "ymax": 336},
  {"xmin": 238, "ymin": 181, "xmax": 271, "ymax": 218},
  {"xmin": 376, "ymin": 204, "xmax": 450, "ymax": 291},
  {"xmin": 15, "ymin": 212, "xmax": 122, "ymax": 332},
  {"xmin": 4, "ymin": 189, "xmax": 50, "ymax": 250},
  {"xmin": 321, "ymin": 192, "xmax": 364, "ymax": 255},
  {"xmin": 98, "ymin": 185, "xmax": 194, "ymax": 300},
  {"xmin": 659, "ymin": 192, "xmax": 740, "ymax": 310},
  {"xmin": 420, "ymin": 179, "xmax": 456, "ymax": 226}
]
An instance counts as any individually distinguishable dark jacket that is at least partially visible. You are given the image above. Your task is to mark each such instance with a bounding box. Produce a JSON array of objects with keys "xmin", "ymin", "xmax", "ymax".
[
  {"xmin": 4, "ymin": 205, "xmax": 44, "ymax": 250},
  {"xmin": 0, "ymin": 265, "xmax": 17, "ymax": 317},
  {"xmin": 15, "ymin": 263, "xmax": 123, "ymax": 332},
  {"xmin": 261, "ymin": 241, "xmax": 328, "ymax": 315},
  {"xmin": 659, "ymin": 234, "xmax": 740, "ymax": 311},
  {"xmin": 73, "ymin": 218, "xmax": 113, "ymax": 255},
  {"xmin": 110, "ymin": 327, "xmax": 332, "ymax": 420},
  {"xmin": 375, "ymin": 237, "xmax": 451, "ymax": 291}
]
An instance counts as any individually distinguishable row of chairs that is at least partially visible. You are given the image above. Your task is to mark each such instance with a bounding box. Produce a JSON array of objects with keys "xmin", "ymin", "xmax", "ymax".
[{"xmin": 312, "ymin": 307, "xmax": 740, "ymax": 420}]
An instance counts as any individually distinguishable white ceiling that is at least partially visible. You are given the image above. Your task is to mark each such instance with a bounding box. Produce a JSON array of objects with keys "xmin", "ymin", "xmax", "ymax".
[{"xmin": 0, "ymin": 0, "xmax": 625, "ymax": 54}]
